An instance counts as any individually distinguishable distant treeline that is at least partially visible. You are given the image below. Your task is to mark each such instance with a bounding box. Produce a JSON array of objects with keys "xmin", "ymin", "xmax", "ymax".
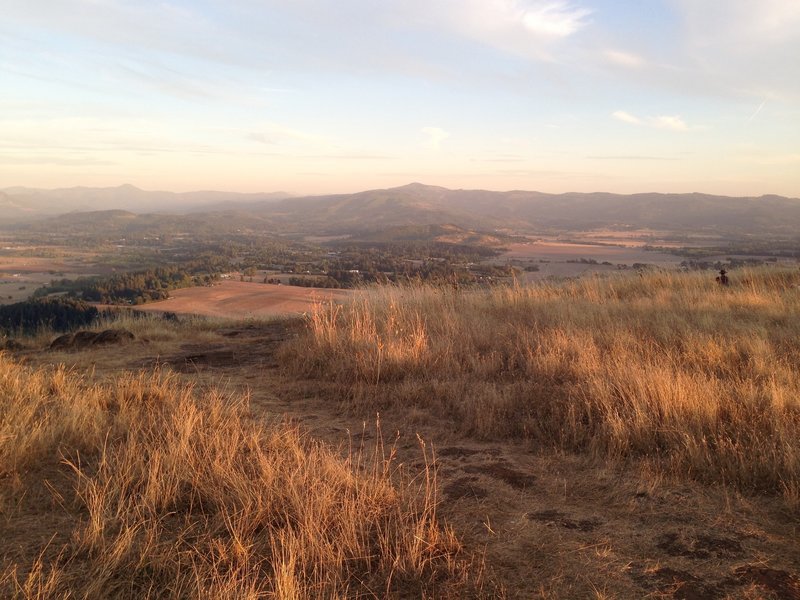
[
  {"xmin": 36, "ymin": 264, "xmax": 221, "ymax": 305},
  {"xmin": 0, "ymin": 297, "xmax": 99, "ymax": 336},
  {"xmin": 680, "ymin": 257, "xmax": 778, "ymax": 271}
]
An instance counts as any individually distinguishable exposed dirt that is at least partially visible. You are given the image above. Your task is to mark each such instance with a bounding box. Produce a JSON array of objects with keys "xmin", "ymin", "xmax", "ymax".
[
  {"xmin": 131, "ymin": 280, "xmax": 352, "ymax": 319},
  {"xmin": 462, "ymin": 460, "xmax": 537, "ymax": 490},
  {"xmin": 22, "ymin": 319, "xmax": 800, "ymax": 599},
  {"xmin": 527, "ymin": 510, "xmax": 602, "ymax": 532},
  {"xmin": 656, "ymin": 530, "xmax": 744, "ymax": 559},
  {"xmin": 730, "ymin": 565, "xmax": 800, "ymax": 599},
  {"xmin": 444, "ymin": 477, "xmax": 489, "ymax": 501}
]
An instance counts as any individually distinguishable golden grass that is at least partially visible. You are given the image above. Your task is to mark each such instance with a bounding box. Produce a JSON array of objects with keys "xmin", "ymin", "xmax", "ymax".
[
  {"xmin": 0, "ymin": 355, "xmax": 479, "ymax": 598},
  {"xmin": 282, "ymin": 268, "xmax": 800, "ymax": 506}
]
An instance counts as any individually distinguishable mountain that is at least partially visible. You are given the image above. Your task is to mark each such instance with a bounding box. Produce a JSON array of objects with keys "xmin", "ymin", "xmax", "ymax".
[
  {"xmin": 256, "ymin": 183, "xmax": 800, "ymax": 236},
  {"xmin": 4, "ymin": 182, "xmax": 800, "ymax": 238},
  {"xmin": 0, "ymin": 185, "xmax": 291, "ymax": 222},
  {"xmin": 343, "ymin": 223, "xmax": 521, "ymax": 246},
  {"xmin": 21, "ymin": 209, "xmax": 275, "ymax": 239}
]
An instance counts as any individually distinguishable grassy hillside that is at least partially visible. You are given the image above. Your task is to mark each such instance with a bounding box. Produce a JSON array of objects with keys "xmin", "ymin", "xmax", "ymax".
[
  {"xmin": 0, "ymin": 357, "xmax": 479, "ymax": 598},
  {"xmin": 283, "ymin": 267, "xmax": 800, "ymax": 508}
]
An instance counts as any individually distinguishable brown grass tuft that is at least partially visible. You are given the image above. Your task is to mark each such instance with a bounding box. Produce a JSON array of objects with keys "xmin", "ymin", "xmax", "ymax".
[
  {"xmin": 282, "ymin": 268, "xmax": 800, "ymax": 507},
  {"xmin": 0, "ymin": 355, "xmax": 480, "ymax": 598}
]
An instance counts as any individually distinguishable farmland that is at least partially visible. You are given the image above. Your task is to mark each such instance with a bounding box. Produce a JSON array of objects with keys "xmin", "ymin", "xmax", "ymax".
[{"xmin": 132, "ymin": 280, "xmax": 352, "ymax": 319}]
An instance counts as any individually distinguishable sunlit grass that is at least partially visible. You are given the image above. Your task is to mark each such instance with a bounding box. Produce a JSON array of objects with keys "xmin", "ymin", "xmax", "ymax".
[
  {"xmin": 0, "ymin": 356, "xmax": 479, "ymax": 598},
  {"xmin": 283, "ymin": 267, "xmax": 800, "ymax": 508}
]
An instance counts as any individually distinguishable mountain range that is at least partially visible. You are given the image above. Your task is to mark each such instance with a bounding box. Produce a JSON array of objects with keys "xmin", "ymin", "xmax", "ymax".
[
  {"xmin": 3, "ymin": 182, "xmax": 800, "ymax": 237},
  {"xmin": 0, "ymin": 184, "xmax": 290, "ymax": 221}
]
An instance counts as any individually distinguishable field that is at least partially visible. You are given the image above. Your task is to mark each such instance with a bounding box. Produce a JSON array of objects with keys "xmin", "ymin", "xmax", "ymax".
[
  {"xmin": 493, "ymin": 239, "xmax": 682, "ymax": 281},
  {"xmin": 2, "ymin": 267, "xmax": 797, "ymax": 598},
  {"xmin": 0, "ymin": 248, "xmax": 107, "ymax": 305},
  {"xmin": 131, "ymin": 280, "xmax": 352, "ymax": 318}
]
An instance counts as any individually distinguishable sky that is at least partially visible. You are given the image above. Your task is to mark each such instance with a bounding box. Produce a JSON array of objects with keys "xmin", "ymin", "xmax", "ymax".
[{"xmin": 1, "ymin": 0, "xmax": 799, "ymax": 197}]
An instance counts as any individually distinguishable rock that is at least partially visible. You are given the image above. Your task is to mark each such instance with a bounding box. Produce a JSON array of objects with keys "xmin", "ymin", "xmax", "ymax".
[
  {"xmin": 93, "ymin": 329, "xmax": 135, "ymax": 345},
  {"xmin": 49, "ymin": 333, "xmax": 76, "ymax": 350},
  {"xmin": 49, "ymin": 329, "xmax": 135, "ymax": 351}
]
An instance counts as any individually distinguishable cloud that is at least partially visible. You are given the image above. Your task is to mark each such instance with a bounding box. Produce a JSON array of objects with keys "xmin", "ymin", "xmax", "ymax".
[
  {"xmin": 747, "ymin": 100, "xmax": 767, "ymax": 122},
  {"xmin": 612, "ymin": 110, "xmax": 641, "ymax": 125},
  {"xmin": 422, "ymin": 127, "xmax": 450, "ymax": 149},
  {"xmin": 673, "ymin": 0, "xmax": 800, "ymax": 44},
  {"xmin": 613, "ymin": 111, "xmax": 692, "ymax": 131},
  {"xmin": 0, "ymin": 155, "xmax": 116, "ymax": 166},
  {"xmin": 604, "ymin": 49, "xmax": 645, "ymax": 68},
  {"xmin": 398, "ymin": 0, "xmax": 593, "ymax": 63},
  {"xmin": 651, "ymin": 115, "xmax": 688, "ymax": 131},
  {"xmin": 669, "ymin": 0, "xmax": 800, "ymax": 100},
  {"xmin": 245, "ymin": 123, "xmax": 327, "ymax": 147},
  {"xmin": 521, "ymin": 2, "xmax": 592, "ymax": 38},
  {"xmin": 587, "ymin": 155, "xmax": 678, "ymax": 161}
]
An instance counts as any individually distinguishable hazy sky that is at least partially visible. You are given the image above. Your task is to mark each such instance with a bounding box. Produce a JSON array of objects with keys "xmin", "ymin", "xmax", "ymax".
[{"xmin": 1, "ymin": 0, "xmax": 799, "ymax": 196}]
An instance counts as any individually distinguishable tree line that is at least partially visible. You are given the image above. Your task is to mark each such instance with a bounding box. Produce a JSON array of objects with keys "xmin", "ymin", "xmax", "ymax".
[
  {"xmin": 35, "ymin": 265, "xmax": 221, "ymax": 305},
  {"xmin": 0, "ymin": 297, "xmax": 99, "ymax": 336}
]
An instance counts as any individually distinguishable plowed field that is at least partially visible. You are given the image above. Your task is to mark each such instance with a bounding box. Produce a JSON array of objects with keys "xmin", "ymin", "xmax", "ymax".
[{"xmin": 133, "ymin": 281, "xmax": 351, "ymax": 318}]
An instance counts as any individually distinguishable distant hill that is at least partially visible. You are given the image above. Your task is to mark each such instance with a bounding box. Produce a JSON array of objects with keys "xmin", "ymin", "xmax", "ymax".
[
  {"xmin": 19, "ymin": 208, "xmax": 275, "ymax": 239},
  {"xmin": 344, "ymin": 223, "xmax": 522, "ymax": 246},
  {"xmin": 4, "ymin": 182, "xmax": 800, "ymax": 238},
  {"xmin": 0, "ymin": 185, "xmax": 290, "ymax": 222},
  {"xmin": 257, "ymin": 183, "xmax": 800, "ymax": 237}
]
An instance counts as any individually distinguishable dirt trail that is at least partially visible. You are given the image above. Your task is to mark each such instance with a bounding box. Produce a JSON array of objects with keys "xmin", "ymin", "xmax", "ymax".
[{"xmin": 23, "ymin": 321, "xmax": 800, "ymax": 599}]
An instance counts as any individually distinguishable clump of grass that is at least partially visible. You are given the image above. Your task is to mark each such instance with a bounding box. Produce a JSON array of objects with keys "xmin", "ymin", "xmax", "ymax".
[
  {"xmin": 0, "ymin": 355, "xmax": 478, "ymax": 598},
  {"xmin": 282, "ymin": 267, "xmax": 800, "ymax": 506}
]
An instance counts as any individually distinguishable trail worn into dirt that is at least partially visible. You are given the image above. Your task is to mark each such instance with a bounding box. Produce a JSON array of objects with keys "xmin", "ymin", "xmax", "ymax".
[{"xmin": 26, "ymin": 320, "xmax": 800, "ymax": 599}]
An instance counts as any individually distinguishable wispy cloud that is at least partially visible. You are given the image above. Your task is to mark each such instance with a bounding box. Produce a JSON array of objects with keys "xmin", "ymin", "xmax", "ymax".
[
  {"xmin": 521, "ymin": 2, "xmax": 592, "ymax": 38},
  {"xmin": 422, "ymin": 126, "xmax": 450, "ymax": 149},
  {"xmin": 613, "ymin": 111, "xmax": 692, "ymax": 131},
  {"xmin": 587, "ymin": 155, "xmax": 678, "ymax": 161},
  {"xmin": 670, "ymin": 0, "xmax": 800, "ymax": 100},
  {"xmin": 612, "ymin": 110, "xmax": 641, "ymax": 125},
  {"xmin": 245, "ymin": 123, "xmax": 328, "ymax": 147},
  {"xmin": 604, "ymin": 49, "xmax": 645, "ymax": 68},
  {"xmin": 0, "ymin": 155, "xmax": 116, "ymax": 166},
  {"xmin": 651, "ymin": 115, "xmax": 689, "ymax": 131},
  {"xmin": 747, "ymin": 99, "xmax": 767, "ymax": 123},
  {"xmin": 403, "ymin": 0, "xmax": 593, "ymax": 63}
]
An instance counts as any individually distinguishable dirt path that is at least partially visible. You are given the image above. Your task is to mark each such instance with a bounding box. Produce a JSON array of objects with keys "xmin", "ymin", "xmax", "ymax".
[{"xmin": 23, "ymin": 321, "xmax": 800, "ymax": 599}]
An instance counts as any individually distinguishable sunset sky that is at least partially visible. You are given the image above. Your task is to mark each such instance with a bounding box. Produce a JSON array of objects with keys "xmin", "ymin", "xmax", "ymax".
[{"xmin": 1, "ymin": 0, "xmax": 799, "ymax": 196}]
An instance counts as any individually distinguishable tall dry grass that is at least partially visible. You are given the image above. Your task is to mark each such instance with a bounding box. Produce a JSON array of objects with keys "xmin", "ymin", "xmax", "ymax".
[
  {"xmin": 0, "ymin": 355, "xmax": 479, "ymax": 598},
  {"xmin": 282, "ymin": 268, "xmax": 800, "ymax": 506}
]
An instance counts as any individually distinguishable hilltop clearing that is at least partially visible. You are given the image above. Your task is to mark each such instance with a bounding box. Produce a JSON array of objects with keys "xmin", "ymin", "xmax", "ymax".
[{"xmin": 7, "ymin": 267, "xmax": 800, "ymax": 598}]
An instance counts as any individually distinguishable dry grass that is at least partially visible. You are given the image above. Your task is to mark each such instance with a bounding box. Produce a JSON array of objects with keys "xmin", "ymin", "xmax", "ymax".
[
  {"xmin": 282, "ymin": 267, "xmax": 800, "ymax": 507},
  {"xmin": 0, "ymin": 355, "xmax": 480, "ymax": 598}
]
